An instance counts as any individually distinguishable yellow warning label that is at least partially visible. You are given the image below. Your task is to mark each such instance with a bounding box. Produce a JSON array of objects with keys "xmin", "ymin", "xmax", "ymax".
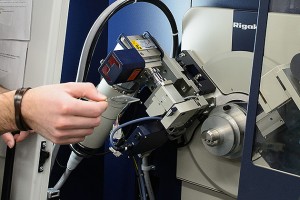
[{"xmin": 131, "ymin": 40, "xmax": 143, "ymax": 50}]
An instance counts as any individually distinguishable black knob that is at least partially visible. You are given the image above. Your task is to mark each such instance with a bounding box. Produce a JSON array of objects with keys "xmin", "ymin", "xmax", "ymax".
[{"xmin": 290, "ymin": 53, "xmax": 300, "ymax": 81}]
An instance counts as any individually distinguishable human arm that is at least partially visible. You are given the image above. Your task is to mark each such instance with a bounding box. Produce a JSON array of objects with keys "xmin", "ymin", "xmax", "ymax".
[
  {"xmin": 0, "ymin": 85, "xmax": 8, "ymax": 93},
  {"xmin": 0, "ymin": 82, "xmax": 108, "ymax": 145},
  {"xmin": 0, "ymin": 85, "xmax": 31, "ymax": 148},
  {"xmin": 0, "ymin": 89, "xmax": 18, "ymax": 133}
]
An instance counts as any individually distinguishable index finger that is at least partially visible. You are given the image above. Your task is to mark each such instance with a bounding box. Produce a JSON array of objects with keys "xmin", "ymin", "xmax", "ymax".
[
  {"xmin": 65, "ymin": 82, "xmax": 107, "ymax": 102},
  {"xmin": 70, "ymin": 98, "xmax": 108, "ymax": 117}
]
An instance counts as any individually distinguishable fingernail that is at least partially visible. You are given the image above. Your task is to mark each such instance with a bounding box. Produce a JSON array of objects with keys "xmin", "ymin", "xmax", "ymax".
[
  {"xmin": 7, "ymin": 141, "xmax": 14, "ymax": 149},
  {"xmin": 98, "ymin": 92, "xmax": 107, "ymax": 100}
]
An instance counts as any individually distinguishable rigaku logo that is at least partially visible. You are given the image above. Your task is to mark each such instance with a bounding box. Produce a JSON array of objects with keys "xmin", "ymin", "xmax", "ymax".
[{"xmin": 233, "ymin": 22, "xmax": 257, "ymax": 30}]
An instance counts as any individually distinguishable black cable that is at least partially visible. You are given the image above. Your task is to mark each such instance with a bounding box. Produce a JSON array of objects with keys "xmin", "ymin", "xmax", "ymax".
[
  {"xmin": 69, "ymin": 143, "xmax": 112, "ymax": 158},
  {"xmin": 91, "ymin": 150, "xmax": 112, "ymax": 156},
  {"xmin": 177, "ymin": 114, "xmax": 208, "ymax": 148},
  {"xmin": 252, "ymin": 155, "xmax": 262, "ymax": 162},
  {"xmin": 55, "ymin": 157, "xmax": 67, "ymax": 169},
  {"xmin": 132, "ymin": 157, "xmax": 143, "ymax": 200},
  {"xmin": 1, "ymin": 145, "xmax": 16, "ymax": 200},
  {"xmin": 83, "ymin": 0, "xmax": 179, "ymax": 82},
  {"xmin": 1, "ymin": 131, "xmax": 21, "ymax": 200},
  {"xmin": 177, "ymin": 122, "xmax": 201, "ymax": 148},
  {"xmin": 136, "ymin": 156, "xmax": 147, "ymax": 200}
]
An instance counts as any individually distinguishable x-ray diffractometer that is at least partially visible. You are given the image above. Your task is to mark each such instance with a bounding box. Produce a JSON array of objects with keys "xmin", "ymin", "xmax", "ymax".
[{"xmin": 1, "ymin": 0, "xmax": 300, "ymax": 200}]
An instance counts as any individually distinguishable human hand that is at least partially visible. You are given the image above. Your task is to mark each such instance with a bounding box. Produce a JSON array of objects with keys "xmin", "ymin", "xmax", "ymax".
[
  {"xmin": 21, "ymin": 82, "xmax": 108, "ymax": 144},
  {"xmin": 1, "ymin": 131, "xmax": 35, "ymax": 148}
]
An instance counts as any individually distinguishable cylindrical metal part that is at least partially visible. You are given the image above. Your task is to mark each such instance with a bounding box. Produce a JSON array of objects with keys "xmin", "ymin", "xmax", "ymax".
[
  {"xmin": 199, "ymin": 103, "xmax": 246, "ymax": 159},
  {"xmin": 201, "ymin": 129, "xmax": 221, "ymax": 147},
  {"xmin": 80, "ymin": 80, "xmax": 130, "ymax": 149}
]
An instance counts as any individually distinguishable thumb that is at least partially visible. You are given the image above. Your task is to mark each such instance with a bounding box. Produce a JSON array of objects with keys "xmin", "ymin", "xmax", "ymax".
[
  {"xmin": 1, "ymin": 133, "xmax": 15, "ymax": 149},
  {"xmin": 66, "ymin": 82, "xmax": 107, "ymax": 101},
  {"xmin": 14, "ymin": 130, "xmax": 34, "ymax": 143}
]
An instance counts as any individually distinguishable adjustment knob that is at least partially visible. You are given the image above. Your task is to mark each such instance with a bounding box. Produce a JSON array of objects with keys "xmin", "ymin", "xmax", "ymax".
[{"xmin": 201, "ymin": 129, "xmax": 221, "ymax": 147}]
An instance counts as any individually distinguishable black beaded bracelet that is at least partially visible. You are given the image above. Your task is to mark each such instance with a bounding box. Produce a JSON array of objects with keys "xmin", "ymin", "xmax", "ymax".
[{"xmin": 14, "ymin": 87, "xmax": 32, "ymax": 131}]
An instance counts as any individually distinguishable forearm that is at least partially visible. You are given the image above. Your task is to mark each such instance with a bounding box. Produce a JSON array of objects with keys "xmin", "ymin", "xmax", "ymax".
[
  {"xmin": 0, "ymin": 90, "xmax": 17, "ymax": 134},
  {"xmin": 0, "ymin": 85, "xmax": 9, "ymax": 94}
]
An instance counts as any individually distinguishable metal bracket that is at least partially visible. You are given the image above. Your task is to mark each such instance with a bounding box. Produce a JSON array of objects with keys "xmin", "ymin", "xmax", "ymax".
[
  {"xmin": 38, "ymin": 141, "xmax": 50, "ymax": 173},
  {"xmin": 47, "ymin": 188, "xmax": 60, "ymax": 200}
]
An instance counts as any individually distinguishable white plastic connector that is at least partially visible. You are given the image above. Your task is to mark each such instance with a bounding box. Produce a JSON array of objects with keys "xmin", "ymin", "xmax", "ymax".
[
  {"xmin": 67, "ymin": 151, "xmax": 83, "ymax": 171},
  {"xmin": 109, "ymin": 147, "xmax": 122, "ymax": 157}
]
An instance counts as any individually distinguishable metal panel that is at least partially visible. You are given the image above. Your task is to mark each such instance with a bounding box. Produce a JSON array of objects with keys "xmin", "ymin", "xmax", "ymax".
[
  {"xmin": 181, "ymin": 7, "xmax": 233, "ymax": 63},
  {"xmin": 178, "ymin": 3, "xmax": 300, "ymax": 200},
  {"xmin": 239, "ymin": 0, "xmax": 300, "ymax": 199},
  {"xmin": 178, "ymin": 7, "xmax": 254, "ymax": 199},
  {"xmin": 4, "ymin": 1, "xmax": 70, "ymax": 199},
  {"xmin": 181, "ymin": 182, "xmax": 235, "ymax": 200}
]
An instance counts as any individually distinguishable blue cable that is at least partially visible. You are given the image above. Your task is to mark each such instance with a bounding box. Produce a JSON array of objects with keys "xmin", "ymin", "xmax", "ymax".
[{"xmin": 109, "ymin": 116, "xmax": 162, "ymax": 151}]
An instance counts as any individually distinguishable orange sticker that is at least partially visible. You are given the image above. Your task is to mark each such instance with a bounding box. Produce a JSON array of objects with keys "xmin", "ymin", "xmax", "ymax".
[{"xmin": 127, "ymin": 69, "xmax": 142, "ymax": 81}]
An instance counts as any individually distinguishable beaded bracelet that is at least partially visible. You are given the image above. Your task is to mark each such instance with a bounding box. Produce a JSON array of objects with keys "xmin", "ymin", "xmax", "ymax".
[{"xmin": 14, "ymin": 87, "xmax": 32, "ymax": 131}]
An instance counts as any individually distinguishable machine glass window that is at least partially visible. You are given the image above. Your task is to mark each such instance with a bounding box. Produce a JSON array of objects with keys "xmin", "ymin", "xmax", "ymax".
[{"xmin": 252, "ymin": 11, "xmax": 300, "ymax": 177}]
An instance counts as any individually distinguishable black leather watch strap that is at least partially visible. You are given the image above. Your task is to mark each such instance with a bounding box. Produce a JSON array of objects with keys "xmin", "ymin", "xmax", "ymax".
[{"xmin": 14, "ymin": 87, "xmax": 32, "ymax": 131}]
